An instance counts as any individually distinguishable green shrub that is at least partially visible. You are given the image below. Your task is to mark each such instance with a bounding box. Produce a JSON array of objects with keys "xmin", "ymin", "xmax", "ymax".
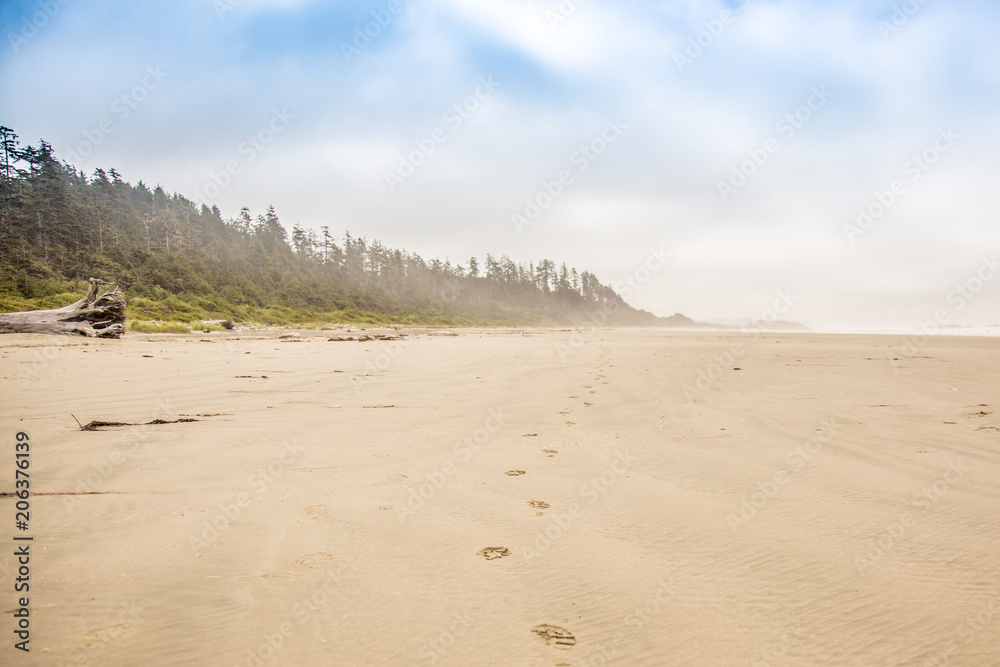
[{"xmin": 128, "ymin": 320, "xmax": 192, "ymax": 334}]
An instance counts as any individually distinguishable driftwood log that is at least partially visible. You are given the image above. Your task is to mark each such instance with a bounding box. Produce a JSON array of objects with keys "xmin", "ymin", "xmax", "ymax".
[{"xmin": 0, "ymin": 278, "xmax": 126, "ymax": 338}]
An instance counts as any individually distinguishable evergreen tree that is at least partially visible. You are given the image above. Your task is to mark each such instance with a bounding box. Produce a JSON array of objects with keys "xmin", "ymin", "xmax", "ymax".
[{"xmin": 0, "ymin": 128, "xmax": 661, "ymax": 327}]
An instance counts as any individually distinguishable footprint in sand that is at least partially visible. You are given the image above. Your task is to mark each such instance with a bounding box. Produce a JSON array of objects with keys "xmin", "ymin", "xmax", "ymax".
[
  {"xmin": 522, "ymin": 433, "xmax": 539, "ymax": 437},
  {"xmin": 293, "ymin": 552, "xmax": 334, "ymax": 569},
  {"xmin": 505, "ymin": 470, "xmax": 526, "ymax": 477},
  {"xmin": 477, "ymin": 546, "xmax": 510, "ymax": 560},
  {"xmin": 263, "ymin": 552, "xmax": 334, "ymax": 579},
  {"xmin": 378, "ymin": 474, "xmax": 409, "ymax": 486},
  {"xmin": 584, "ymin": 402, "xmax": 593, "ymax": 407},
  {"xmin": 531, "ymin": 624, "xmax": 577, "ymax": 649},
  {"xmin": 73, "ymin": 624, "xmax": 132, "ymax": 649},
  {"xmin": 542, "ymin": 449, "xmax": 558, "ymax": 457},
  {"xmin": 298, "ymin": 505, "xmax": 331, "ymax": 523},
  {"xmin": 527, "ymin": 500, "xmax": 550, "ymax": 511},
  {"xmin": 565, "ymin": 421, "xmax": 576, "ymax": 426}
]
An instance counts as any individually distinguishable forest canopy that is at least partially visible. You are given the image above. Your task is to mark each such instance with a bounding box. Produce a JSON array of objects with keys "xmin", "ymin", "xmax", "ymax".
[{"xmin": 0, "ymin": 126, "xmax": 662, "ymax": 328}]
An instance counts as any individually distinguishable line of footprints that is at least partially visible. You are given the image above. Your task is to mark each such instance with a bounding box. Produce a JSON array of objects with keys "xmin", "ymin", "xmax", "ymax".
[
  {"xmin": 473, "ymin": 352, "xmax": 613, "ymax": 652},
  {"xmin": 477, "ymin": 462, "xmax": 578, "ymax": 652},
  {"xmin": 559, "ymin": 350, "xmax": 610, "ymax": 426},
  {"xmin": 476, "ymin": 481, "xmax": 578, "ymax": 652},
  {"xmin": 473, "ymin": 361, "xmax": 610, "ymax": 652}
]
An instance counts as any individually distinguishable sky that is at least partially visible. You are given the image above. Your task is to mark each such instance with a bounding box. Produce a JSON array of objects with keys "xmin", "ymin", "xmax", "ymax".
[{"xmin": 2, "ymin": 0, "xmax": 999, "ymax": 331}]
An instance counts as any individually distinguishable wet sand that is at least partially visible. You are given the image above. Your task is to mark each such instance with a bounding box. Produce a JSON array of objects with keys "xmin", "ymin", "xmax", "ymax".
[{"xmin": 1, "ymin": 328, "xmax": 999, "ymax": 666}]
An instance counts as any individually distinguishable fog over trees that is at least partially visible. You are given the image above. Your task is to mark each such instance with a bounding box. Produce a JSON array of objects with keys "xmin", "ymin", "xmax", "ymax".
[{"xmin": 0, "ymin": 127, "xmax": 659, "ymax": 326}]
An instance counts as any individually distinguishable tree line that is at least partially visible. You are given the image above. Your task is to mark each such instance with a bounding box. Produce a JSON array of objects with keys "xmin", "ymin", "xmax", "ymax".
[{"xmin": 0, "ymin": 126, "xmax": 659, "ymax": 326}]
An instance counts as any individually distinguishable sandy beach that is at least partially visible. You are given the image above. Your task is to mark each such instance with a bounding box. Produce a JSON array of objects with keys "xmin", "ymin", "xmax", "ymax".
[{"xmin": 2, "ymin": 328, "xmax": 999, "ymax": 666}]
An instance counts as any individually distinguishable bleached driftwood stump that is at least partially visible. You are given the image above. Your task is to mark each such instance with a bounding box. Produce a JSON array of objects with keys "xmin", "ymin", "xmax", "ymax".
[{"xmin": 0, "ymin": 278, "xmax": 126, "ymax": 338}]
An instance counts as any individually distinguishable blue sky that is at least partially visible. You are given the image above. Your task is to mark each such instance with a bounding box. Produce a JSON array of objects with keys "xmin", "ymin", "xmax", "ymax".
[{"xmin": 2, "ymin": 0, "xmax": 999, "ymax": 330}]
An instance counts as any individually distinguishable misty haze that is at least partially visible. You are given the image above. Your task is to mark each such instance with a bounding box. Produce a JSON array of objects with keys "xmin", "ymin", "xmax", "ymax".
[{"xmin": 1, "ymin": 1, "xmax": 998, "ymax": 666}]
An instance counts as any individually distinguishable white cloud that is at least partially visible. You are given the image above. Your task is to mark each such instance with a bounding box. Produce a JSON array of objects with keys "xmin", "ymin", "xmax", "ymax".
[{"xmin": 2, "ymin": 0, "xmax": 998, "ymax": 328}]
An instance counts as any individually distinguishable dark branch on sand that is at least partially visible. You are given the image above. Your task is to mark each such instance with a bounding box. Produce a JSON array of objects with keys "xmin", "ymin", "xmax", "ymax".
[{"xmin": 79, "ymin": 417, "xmax": 200, "ymax": 431}]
